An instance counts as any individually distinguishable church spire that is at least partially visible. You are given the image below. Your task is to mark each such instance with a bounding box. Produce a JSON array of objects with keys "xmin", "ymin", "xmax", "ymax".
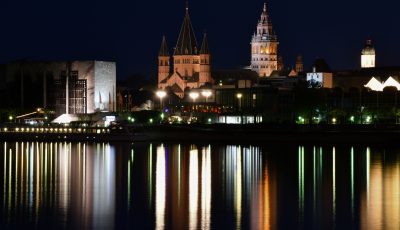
[
  {"xmin": 174, "ymin": 1, "xmax": 198, "ymax": 55},
  {"xmin": 200, "ymin": 33, "xmax": 210, "ymax": 54},
  {"xmin": 159, "ymin": 36, "xmax": 169, "ymax": 57}
]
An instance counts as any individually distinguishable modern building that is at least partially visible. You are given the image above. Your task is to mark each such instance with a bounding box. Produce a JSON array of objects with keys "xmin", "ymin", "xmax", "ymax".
[
  {"xmin": 306, "ymin": 58, "xmax": 333, "ymax": 88},
  {"xmin": 0, "ymin": 60, "xmax": 116, "ymax": 116},
  {"xmin": 250, "ymin": 3, "xmax": 279, "ymax": 77},
  {"xmin": 158, "ymin": 4, "xmax": 212, "ymax": 98}
]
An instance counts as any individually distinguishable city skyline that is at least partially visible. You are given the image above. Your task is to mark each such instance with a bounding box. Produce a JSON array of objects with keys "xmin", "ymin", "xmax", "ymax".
[{"xmin": 0, "ymin": 0, "xmax": 399, "ymax": 80}]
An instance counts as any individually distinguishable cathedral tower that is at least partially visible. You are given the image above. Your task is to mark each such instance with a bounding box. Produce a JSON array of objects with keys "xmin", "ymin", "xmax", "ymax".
[
  {"xmin": 361, "ymin": 39, "xmax": 375, "ymax": 68},
  {"xmin": 157, "ymin": 3, "xmax": 212, "ymax": 97},
  {"xmin": 158, "ymin": 36, "xmax": 170, "ymax": 84},
  {"xmin": 251, "ymin": 2, "xmax": 279, "ymax": 77},
  {"xmin": 199, "ymin": 33, "xmax": 212, "ymax": 84}
]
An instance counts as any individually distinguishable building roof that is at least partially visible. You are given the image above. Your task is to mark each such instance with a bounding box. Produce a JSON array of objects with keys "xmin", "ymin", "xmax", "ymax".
[
  {"xmin": 159, "ymin": 36, "xmax": 169, "ymax": 57},
  {"xmin": 200, "ymin": 33, "xmax": 210, "ymax": 55},
  {"xmin": 174, "ymin": 6, "xmax": 198, "ymax": 56}
]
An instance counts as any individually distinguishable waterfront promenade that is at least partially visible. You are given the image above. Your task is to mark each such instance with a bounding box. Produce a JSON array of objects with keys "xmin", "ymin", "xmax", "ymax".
[{"xmin": 1, "ymin": 123, "xmax": 400, "ymax": 144}]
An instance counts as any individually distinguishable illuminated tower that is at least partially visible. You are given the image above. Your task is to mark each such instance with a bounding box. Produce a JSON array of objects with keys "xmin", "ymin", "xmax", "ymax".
[
  {"xmin": 295, "ymin": 55, "xmax": 304, "ymax": 73},
  {"xmin": 199, "ymin": 33, "xmax": 212, "ymax": 84},
  {"xmin": 158, "ymin": 36, "xmax": 170, "ymax": 84},
  {"xmin": 361, "ymin": 39, "xmax": 375, "ymax": 68},
  {"xmin": 251, "ymin": 2, "xmax": 279, "ymax": 77},
  {"xmin": 157, "ymin": 3, "xmax": 212, "ymax": 97}
]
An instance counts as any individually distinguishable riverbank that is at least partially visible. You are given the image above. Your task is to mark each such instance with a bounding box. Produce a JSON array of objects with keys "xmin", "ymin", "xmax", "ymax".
[{"xmin": 2, "ymin": 124, "xmax": 400, "ymax": 144}]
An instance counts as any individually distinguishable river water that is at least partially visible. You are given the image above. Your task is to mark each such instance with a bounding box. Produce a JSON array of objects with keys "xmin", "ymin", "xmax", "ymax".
[{"xmin": 0, "ymin": 141, "xmax": 399, "ymax": 229}]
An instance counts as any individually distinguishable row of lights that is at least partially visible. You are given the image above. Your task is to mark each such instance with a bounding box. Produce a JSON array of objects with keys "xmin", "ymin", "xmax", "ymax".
[{"xmin": 1, "ymin": 127, "xmax": 110, "ymax": 134}]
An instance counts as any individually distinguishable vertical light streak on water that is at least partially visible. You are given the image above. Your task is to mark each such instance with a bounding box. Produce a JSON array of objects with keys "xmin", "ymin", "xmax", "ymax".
[
  {"xmin": 21, "ymin": 143, "xmax": 24, "ymax": 208},
  {"xmin": 189, "ymin": 148, "xmax": 199, "ymax": 230},
  {"xmin": 298, "ymin": 146, "xmax": 305, "ymax": 222},
  {"xmin": 201, "ymin": 146, "xmax": 211, "ymax": 230},
  {"xmin": 235, "ymin": 146, "xmax": 243, "ymax": 230},
  {"xmin": 8, "ymin": 149, "xmax": 12, "ymax": 215},
  {"xmin": 155, "ymin": 145, "xmax": 166, "ymax": 230},
  {"xmin": 29, "ymin": 143, "xmax": 34, "ymax": 216},
  {"xmin": 332, "ymin": 147, "xmax": 336, "ymax": 226},
  {"xmin": 313, "ymin": 147, "xmax": 316, "ymax": 216},
  {"xmin": 149, "ymin": 144, "xmax": 153, "ymax": 208},
  {"xmin": 15, "ymin": 143, "xmax": 18, "ymax": 208},
  {"xmin": 53, "ymin": 143, "xmax": 57, "ymax": 209},
  {"xmin": 128, "ymin": 159, "xmax": 131, "ymax": 208},
  {"xmin": 49, "ymin": 143, "xmax": 52, "ymax": 205},
  {"xmin": 351, "ymin": 147, "xmax": 355, "ymax": 220},
  {"xmin": 178, "ymin": 145, "xmax": 181, "ymax": 207},
  {"xmin": 82, "ymin": 143, "xmax": 86, "ymax": 213},
  {"xmin": 36, "ymin": 142, "xmax": 40, "ymax": 222},
  {"xmin": 366, "ymin": 147, "xmax": 370, "ymax": 205},
  {"xmin": 44, "ymin": 143, "xmax": 48, "ymax": 198},
  {"xmin": 3, "ymin": 143, "xmax": 7, "ymax": 214},
  {"xmin": 263, "ymin": 160, "xmax": 270, "ymax": 230}
]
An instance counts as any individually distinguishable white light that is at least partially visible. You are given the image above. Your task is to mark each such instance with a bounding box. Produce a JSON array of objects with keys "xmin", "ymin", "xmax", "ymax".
[
  {"xmin": 236, "ymin": 93, "xmax": 243, "ymax": 99},
  {"xmin": 201, "ymin": 90, "xmax": 212, "ymax": 98},
  {"xmin": 156, "ymin": 90, "xmax": 167, "ymax": 99},
  {"xmin": 189, "ymin": 92, "xmax": 199, "ymax": 101}
]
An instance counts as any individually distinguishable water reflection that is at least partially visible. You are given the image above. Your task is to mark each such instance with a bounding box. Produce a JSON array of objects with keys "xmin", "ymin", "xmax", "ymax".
[
  {"xmin": 2, "ymin": 142, "xmax": 400, "ymax": 229},
  {"xmin": 1, "ymin": 142, "xmax": 116, "ymax": 229}
]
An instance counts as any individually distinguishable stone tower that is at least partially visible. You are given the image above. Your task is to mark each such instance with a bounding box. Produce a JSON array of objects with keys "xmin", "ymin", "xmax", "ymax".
[
  {"xmin": 199, "ymin": 33, "xmax": 212, "ymax": 84},
  {"xmin": 251, "ymin": 2, "xmax": 279, "ymax": 77},
  {"xmin": 157, "ymin": 3, "xmax": 212, "ymax": 97},
  {"xmin": 295, "ymin": 55, "xmax": 304, "ymax": 73},
  {"xmin": 361, "ymin": 39, "xmax": 375, "ymax": 68},
  {"xmin": 158, "ymin": 36, "xmax": 170, "ymax": 84}
]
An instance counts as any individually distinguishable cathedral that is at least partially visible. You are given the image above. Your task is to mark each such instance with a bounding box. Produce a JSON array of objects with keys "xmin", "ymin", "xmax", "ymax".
[
  {"xmin": 158, "ymin": 4, "xmax": 212, "ymax": 98},
  {"xmin": 250, "ymin": 3, "xmax": 279, "ymax": 77}
]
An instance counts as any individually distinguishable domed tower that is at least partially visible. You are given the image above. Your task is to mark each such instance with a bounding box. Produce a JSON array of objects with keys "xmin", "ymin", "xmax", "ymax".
[
  {"xmin": 199, "ymin": 33, "xmax": 212, "ymax": 85},
  {"xmin": 251, "ymin": 2, "xmax": 279, "ymax": 77},
  {"xmin": 158, "ymin": 36, "xmax": 170, "ymax": 84},
  {"xmin": 361, "ymin": 39, "xmax": 375, "ymax": 68}
]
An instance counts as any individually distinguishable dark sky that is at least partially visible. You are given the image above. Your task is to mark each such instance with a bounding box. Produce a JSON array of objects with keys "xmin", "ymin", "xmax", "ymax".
[{"xmin": 1, "ymin": 0, "xmax": 399, "ymax": 80}]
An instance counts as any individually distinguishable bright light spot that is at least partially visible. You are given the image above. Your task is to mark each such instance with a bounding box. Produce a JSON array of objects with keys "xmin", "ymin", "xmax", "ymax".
[
  {"xmin": 332, "ymin": 118, "xmax": 337, "ymax": 124},
  {"xmin": 8, "ymin": 115, "xmax": 13, "ymax": 121},
  {"xmin": 149, "ymin": 118, "xmax": 154, "ymax": 124},
  {"xmin": 236, "ymin": 93, "xmax": 243, "ymax": 99},
  {"xmin": 156, "ymin": 90, "xmax": 167, "ymax": 99}
]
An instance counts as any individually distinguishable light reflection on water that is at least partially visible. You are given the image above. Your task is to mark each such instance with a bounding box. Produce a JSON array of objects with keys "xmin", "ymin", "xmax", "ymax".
[{"xmin": 1, "ymin": 142, "xmax": 400, "ymax": 229}]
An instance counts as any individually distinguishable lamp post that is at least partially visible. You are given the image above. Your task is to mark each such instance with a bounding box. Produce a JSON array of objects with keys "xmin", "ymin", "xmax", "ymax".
[
  {"xmin": 201, "ymin": 90, "xmax": 212, "ymax": 103},
  {"xmin": 189, "ymin": 92, "xmax": 199, "ymax": 121},
  {"xmin": 236, "ymin": 93, "xmax": 243, "ymax": 124},
  {"xmin": 156, "ymin": 90, "xmax": 167, "ymax": 112},
  {"xmin": 236, "ymin": 93, "xmax": 243, "ymax": 111}
]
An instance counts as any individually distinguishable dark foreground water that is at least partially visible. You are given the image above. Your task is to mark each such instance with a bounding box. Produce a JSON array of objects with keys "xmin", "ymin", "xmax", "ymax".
[{"xmin": 0, "ymin": 141, "xmax": 399, "ymax": 229}]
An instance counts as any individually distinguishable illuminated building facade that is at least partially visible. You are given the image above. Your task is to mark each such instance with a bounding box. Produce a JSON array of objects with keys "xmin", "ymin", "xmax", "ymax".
[
  {"xmin": 158, "ymin": 5, "xmax": 213, "ymax": 98},
  {"xmin": 361, "ymin": 40, "xmax": 376, "ymax": 68},
  {"xmin": 0, "ymin": 60, "xmax": 116, "ymax": 115},
  {"xmin": 250, "ymin": 3, "xmax": 279, "ymax": 77}
]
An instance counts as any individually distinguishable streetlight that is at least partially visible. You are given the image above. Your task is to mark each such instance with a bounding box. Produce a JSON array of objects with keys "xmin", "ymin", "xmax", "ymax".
[
  {"xmin": 156, "ymin": 90, "xmax": 167, "ymax": 111},
  {"xmin": 201, "ymin": 90, "xmax": 212, "ymax": 103},
  {"xmin": 189, "ymin": 92, "xmax": 199, "ymax": 103},
  {"xmin": 236, "ymin": 93, "xmax": 243, "ymax": 111}
]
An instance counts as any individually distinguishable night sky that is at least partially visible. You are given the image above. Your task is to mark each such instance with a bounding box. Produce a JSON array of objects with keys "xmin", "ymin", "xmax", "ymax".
[{"xmin": 1, "ymin": 0, "xmax": 399, "ymax": 80}]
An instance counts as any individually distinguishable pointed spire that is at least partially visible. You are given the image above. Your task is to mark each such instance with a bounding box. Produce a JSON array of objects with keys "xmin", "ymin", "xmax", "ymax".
[
  {"xmin": 263, "ymin": 2, "xmax": 267, "ymax": 12},
  {"xmin": 186, "ymin": 0, "xmax": 189, "ymax": 12},
  {"xmin": 200, "ymin": 33, "xmax": 210, "ymax": 54},
  {"xmin": 174, "ymin": 2, "xmax": 198, "ymax": 55},
  {"xmin": 159, "ymin": 36, "xmax": 169, "ymax": 56}
]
